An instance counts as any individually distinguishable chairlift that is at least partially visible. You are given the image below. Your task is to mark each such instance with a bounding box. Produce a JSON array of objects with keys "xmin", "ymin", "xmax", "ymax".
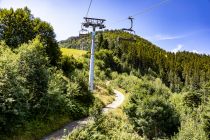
[
  {"xmin": 122, "ymin": 16, "xmax": 135, "ymax": 34},
  {"xmin": 79, "ymin": 25, "xmax": 89, "ymax": 37},
  {"xmin": 118, "ymin": 16, "xmax": 136, "ymax": 43}
]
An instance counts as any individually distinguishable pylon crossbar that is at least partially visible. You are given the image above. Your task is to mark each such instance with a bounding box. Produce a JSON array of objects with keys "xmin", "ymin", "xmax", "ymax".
[{"xmin": 83, "ymin": 17, "xmax": 106, "ymax": 29}]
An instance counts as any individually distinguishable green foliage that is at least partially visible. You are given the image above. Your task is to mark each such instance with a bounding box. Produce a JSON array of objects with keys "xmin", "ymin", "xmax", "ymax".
[
  {"xmin": 173, "ymin": 116, "xmax": 208, "ymax": 140},
  {"xmin": 101, "ymin": 39, "xmax": 109, "ymax": 49},
  {"xmin": 16, "ymin": 37, "xmax": 49, "ymax": 115},
  {"xmin": 0, "ymin": 7, "xmax": 33, "ymax": 48},
  {"xmin": 170, "ymin": 91, "xmax": 209, "ymax": 140},
  {"xmin": 89, "ymin": 97, "xmax": 104, "ymax": 118},
  {"xmin": 10, "ymin": 114, "xmax": 70, "ymax": 140},
  {"xmin": 0, "ymin": 42, "xmax": 28, "ymax": 133},
  {"xmin": 203, "ymin": 106, "xmax": 210, "ymax": 139},
  {"xmin": 125, "ymin": 96, "xmax": 180, "ymax": 139},
  {"xmin": 66, "ymin": 113, "xmax": 142, "ymax": 140},
  {"xmin": 0, "ymin": 38, "xmax": 54, "ymax": 133},
  {"xmin": 59, "ymin": 30, "xmax": 210, "ymax": 92},
  {"xmin": 112, "ymin": 74, "xmax": 179, "ymax": 139},
  {"xmin": 112, "ymin": 74, "xmax": 171, "ymax": 98},
  {"xmin": 97, "ymin": 33, "xmax": 104, "ymax": 50},
  {"xmin": 47, "ymin": 70, "xmax": 88, "ymax": 118},
  {"xmin": 60, "ymin": 55, "xmax": 83, "ymax": 75},
  {"xmin": 183, "ymin": 91, "xmax": 202, "ymax": 108},
  {"xmin": 59, "ymin": 36, "xmax": 91, "ymax": 50},
  {"xmin": 71, "ymin": 70, "xmax": 93, "ymax": 104},
  {"xmin": 95, "ymin": 49, "xmax": 122, "ymax": 76},
  {"xmin": 0, "ymin": 7, "xmax": 61, "ymax": 65},
  {"xmin": 0, "ymin": 37, "xmax": 95, "ymax": 139}
]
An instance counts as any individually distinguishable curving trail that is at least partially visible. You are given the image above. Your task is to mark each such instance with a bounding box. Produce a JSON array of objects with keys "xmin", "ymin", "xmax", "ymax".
[
  {"xmin": 41, "ymin": 89, "xmax": 125, "ymax": 140},
  {"xmin": 102, "ymin": 90, "xmax": 125, "ymax": 113}
]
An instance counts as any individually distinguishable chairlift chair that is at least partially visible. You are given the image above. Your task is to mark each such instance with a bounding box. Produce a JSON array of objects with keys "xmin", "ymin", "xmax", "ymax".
[
  {"xmin": 79, "ymin": 25, "xmax": 89, "ymax": 37},
  {"xmin": 118, "ymin": 16, "xmax": 136, "ymax": 43},
  {"xmin": 122, "ymin": 16, "xmax": 135, "ymax": 34}
]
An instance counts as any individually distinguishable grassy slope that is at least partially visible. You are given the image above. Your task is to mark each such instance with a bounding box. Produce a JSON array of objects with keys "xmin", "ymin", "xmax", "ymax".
[{"xmin": 60, "ymin": 48, "xmax": 87, "ymax": 59}]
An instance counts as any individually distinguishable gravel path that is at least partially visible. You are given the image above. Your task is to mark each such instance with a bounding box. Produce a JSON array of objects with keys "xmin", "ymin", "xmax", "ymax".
[
  {"xmin": 102, "ymin": 90, "xmax": 125, "ymax": 113},
  {"xmin": 41, "ymin": 89, "xmax": 125, "ymax": 140}
]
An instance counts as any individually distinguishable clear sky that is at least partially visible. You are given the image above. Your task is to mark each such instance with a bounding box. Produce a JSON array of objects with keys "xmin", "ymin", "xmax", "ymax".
[{"xmin": 0, "ymin": 0, "xmax": 210, "ymax": 54}]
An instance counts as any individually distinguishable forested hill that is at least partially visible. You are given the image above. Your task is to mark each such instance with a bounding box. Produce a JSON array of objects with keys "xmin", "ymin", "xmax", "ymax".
[{"xmin": 59, "ymin": 30, "xmax": 210, "ymax": 92}]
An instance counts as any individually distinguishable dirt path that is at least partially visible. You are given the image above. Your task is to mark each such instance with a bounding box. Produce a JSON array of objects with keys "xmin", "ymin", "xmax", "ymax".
[
  {"xmin": 102, "ymin": 90, "xmax": 125, "ymax": 113},
  {"xmin": 41, "ymin": 89, "xmax": 125, "ymax": 140}
]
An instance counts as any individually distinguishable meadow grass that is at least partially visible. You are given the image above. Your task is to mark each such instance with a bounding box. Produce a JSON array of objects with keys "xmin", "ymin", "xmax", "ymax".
[
  {"xmin": 60, "ymin": 48, "xmax": 87, "ymax": 58},
  {"xmin": 94, "ymin": 85, "xmax": 115, "ymax": 106}
]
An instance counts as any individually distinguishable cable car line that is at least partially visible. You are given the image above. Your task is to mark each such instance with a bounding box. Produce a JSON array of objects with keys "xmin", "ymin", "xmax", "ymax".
[
  {"xmin": 86, "ymin": 0, "xmax": 93, "ymax": 17},
  {"xmin": 112, "ymin": 0, "xmax": 170, "ymax": 23},
  {"xmin": 132, "ymin": 0, "xmax": 170, "ymax": 17}
]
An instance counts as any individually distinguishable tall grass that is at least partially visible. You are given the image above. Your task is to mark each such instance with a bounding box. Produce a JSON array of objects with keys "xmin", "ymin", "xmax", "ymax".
[{"xmin": 60, "ymin": 48, "xmax": 87, "ymax": 59}]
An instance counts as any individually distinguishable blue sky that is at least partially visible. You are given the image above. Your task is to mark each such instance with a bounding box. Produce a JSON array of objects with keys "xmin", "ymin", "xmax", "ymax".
[{"xmin": 0, "ymin": 0, "xmax": 210, "ymax": 54}]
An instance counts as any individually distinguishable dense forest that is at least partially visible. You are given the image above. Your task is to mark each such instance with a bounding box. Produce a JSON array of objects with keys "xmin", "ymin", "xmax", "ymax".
[{"xmin": 0, "ymin": 7, "xmax": 210, "ymax": 140}]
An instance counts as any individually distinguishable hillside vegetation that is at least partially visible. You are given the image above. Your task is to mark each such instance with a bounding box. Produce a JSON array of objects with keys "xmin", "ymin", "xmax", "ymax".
[
  {"xmin": 0, "ymin": 7, "xmax": 209, "ymax": 140},
  {"xmin": 60, "ymin": 30, "xmax": 210, "ymax": 139},
  {"xmin": 0, "ymin": 8, "xmax": 103, "ymax": 140},
  {"xmin": 59, "ymin": 30, "xmax": 210, "ymax": 93}
]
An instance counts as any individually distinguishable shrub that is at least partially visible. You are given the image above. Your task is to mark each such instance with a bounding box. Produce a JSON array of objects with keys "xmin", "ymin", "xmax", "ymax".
[
  {"xmin": 183, "ymin": 91, "xmax": 202, "ymax": 108},
  {"xmin": 202, "ymin": 104, "xmax": 210, "ymax": 139},
  {"xmin": 173, "ymin": 114, "xmax": 208, "ymax": 140},
  {"xmin": 95, "ymin": 49, "xmax": 121, "ymax": 73},
  {"xmin": 60, "ymin": 55, "xmax": 83, "ymax": 75},
  {"xmin": 71, "ymin": 70, "xmax": 93, "ymax": 105},
  {"xmin": 89, "ymin": 97, "xmax": 104, "ymax": 118},
  {"xmin": 0, "ymin": 43, "xmax": 28, "ymax": 133},
  {"xmin": 47, "ymin": 70, "xmax": 90, "ymax": 119},
  {"xmin": 66, "ymin": 113, "xmax": 142, "ymax": 140},
  {"xmin": 16, "ymin": 37, "xmax": 49, "ymax": 115},
  {"xmin": 125, "ymin": 96, "xmax": 180, "ymax": 139}
]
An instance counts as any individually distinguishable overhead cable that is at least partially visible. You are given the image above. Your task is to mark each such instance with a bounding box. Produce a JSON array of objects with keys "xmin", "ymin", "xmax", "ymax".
[{"xmin": 86, "ymin": 0, "xmax": 93, "ymax": 17}]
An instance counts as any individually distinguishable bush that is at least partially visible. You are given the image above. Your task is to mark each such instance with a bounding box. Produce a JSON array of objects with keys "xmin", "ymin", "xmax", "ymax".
[
  {"xmin": 183, "ymin": 91, "xmax": 202, "ymax": 108},
  {"xmin": 173, "ymin": 114, "xmax": 208, "ymax": 140},
  {"xmin": 0, "ymin": 43, "xmax": 28, "ymax": 133},
  {"xmin": 89, "ymin": 97, "xmax": 104, "ymax": 118},
  {"xmin": 47, "ymin": 70, "xmax": 90, "ymax": 119},
  {"xmin": 66, "ymin": 113, "xmax": 142, "ymax": 140},
  {"xmin": 202, "ymin": 104, "xmax": 210, "ymax": 139},
  {"xmin": 125, "ymin": 96, "xmax": 180, "ymax": 139},
  {"xmin": 0, "ymin": 38, "xmax": 94, "ymax": 137},
  {"xmin": 95, "ymin": 49, "xmax": 121, "ymax": 73},
  {"xmin": 170, "ymin": 91, "xmax": 209, "ymax": 140},
  {"xmin": 60, "ymin": 55, "xmax": 83, "ymax": 75},
  {"xmin": 16, "ymin": 37, "xmax": 50, "ymax": 115},
  {"xmin": 70, "ymin": 70, "xmax": 93, "ymax": 104}
]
